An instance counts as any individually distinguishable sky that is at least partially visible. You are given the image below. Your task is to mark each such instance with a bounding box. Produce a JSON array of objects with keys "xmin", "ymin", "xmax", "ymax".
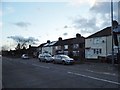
[{"xmin": 1, "ymin": 0, "xmax": 119, "ymax": 50}]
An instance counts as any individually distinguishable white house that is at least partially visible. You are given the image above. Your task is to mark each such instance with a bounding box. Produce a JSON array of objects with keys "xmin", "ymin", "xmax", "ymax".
[
  {"xmin": 85, "ymin": 26, "xmax": 120, "ymax": 59},
  {"xmin": 42, "ymin": 41, "xmax": 57, "ymax": 55}
]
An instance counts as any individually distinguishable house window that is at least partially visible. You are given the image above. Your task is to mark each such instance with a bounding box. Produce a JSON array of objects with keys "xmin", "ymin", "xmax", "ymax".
[
  {"xmin": 73, "ymin": 51, "xmax": 79, "ymax": 56},
  {"xmin": 93, "ymin": 49, "xmax": 102, "ymax": 54},
  {"xmin": 93, "ymin": 38, "xmax": 101, "ymax": 44},
  {"xmin": 55, "ymin": 46, "xmax": 58, "ymax": 50},
  {"xmin": 73, "ymin": 44, "xmax": 79, "ymax": 49},
  {"xmin": 64, "ymin": 45, "xmax": 68, "ymax": 49},
  {"xmin": 79, "ymin": 43, "xmax": 84, "ymax": 48},
  {"xmin": 56, "ymin": 46, "xmax": 61, "ymax": 50},
  {"xmin": 64, "ymin": 51, "xmax": 68, "ymax": 55}
]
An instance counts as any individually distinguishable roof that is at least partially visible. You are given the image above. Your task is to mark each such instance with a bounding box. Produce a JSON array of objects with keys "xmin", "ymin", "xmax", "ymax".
[
  {"xmin": 38, "ymin": 43, "xmax": 47, "ymax": 47},
  {"xmin": 86, "ymin": 27, "xmax": 111, "ymax": 39},
  {"xmin": 43, "ymin": 41, "xmax": 57, "ymax": 47},
  {"xmin": 54, "ymin": 36, "xmax": 85, "ymax": 46}
]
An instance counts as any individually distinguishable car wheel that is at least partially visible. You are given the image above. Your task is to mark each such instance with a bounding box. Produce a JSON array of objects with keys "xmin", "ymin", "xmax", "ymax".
[{"xmin": 62, "ymin": 61, "xmax": 66, "ymax": 65}]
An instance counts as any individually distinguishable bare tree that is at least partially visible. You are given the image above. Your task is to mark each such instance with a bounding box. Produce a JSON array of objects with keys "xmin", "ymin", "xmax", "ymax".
[{"xmin": 7, "ymin": 36, "xmax": 39, "ymax": 49}]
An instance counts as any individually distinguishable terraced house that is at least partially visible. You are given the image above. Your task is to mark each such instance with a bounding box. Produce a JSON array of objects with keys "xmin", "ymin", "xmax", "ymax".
[
  {"xmin": 38, "ymin": 33, "xmax": 85, "ymax": 61},
  {"xmin": 53, "ymin": 34, "xmax": 85, "ymax": 61}
]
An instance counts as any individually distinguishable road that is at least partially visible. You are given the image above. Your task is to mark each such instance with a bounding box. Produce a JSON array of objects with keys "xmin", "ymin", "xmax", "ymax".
[{"xmin": 2, "ymin": 57, "xmax": 120, "ymax": 88}]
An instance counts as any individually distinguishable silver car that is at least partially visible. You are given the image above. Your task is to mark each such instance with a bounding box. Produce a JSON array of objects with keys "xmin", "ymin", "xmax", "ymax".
[
  {"xmin": 53, "ymin": 55, "xmax": 74, "ymax": 65},
  {"xmin": 21, "ymin": 54, "xmax": 29, "ymax": 59},
  {"xmin": 38, "ymin": 54, "xmax": 53, "ymax": 62}
]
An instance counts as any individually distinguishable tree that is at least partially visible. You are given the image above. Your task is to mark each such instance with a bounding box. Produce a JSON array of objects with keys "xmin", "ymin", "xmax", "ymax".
[
  {"xmin": 7, "ymin": 36, "xmax": 39, "ymax": 49},
  {"xmin": 15, "ymin": 43, "xmax": 21, "ymax": 50}
]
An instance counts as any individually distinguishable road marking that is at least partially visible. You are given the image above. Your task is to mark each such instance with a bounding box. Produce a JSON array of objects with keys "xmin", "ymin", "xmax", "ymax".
[
  {"xmin": 7, "ymin": 59, "xmax": 50, "ymax": 69},
  {"xmin": 67, "ymin": 71, "xmax": 120, "ymax": 85},
  {"xmin": 32, "ymin": 64, "xmax": 50, "ymax": 69},
  {"xmin": 86, "ymin": 69, "xmax": 117, "ymax": 76}
]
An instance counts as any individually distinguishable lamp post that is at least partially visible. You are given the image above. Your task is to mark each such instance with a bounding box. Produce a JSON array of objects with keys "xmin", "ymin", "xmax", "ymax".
[{"xmin": 111, "ymin": 0, "xmax": 114, "ymax": 65}]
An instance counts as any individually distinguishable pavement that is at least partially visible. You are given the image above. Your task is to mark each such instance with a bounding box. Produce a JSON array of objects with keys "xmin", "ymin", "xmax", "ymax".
[{"xmin": 74, "ymin": 60, "xmax": 119, "ymax": 77}]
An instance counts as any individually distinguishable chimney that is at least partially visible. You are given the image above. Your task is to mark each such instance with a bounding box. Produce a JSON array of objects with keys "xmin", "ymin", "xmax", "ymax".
[
  {"xmin": 58, "ymin": 37, "xmax": 62, "ymax": 41},
  {"xmin": 47, "ymin": 40, "xmax": 50, "ymax": 43},
  {"xmin": 29, "ymin": 45, "xmax": 31, "ymax": 48},
  {"xmin": 76, "ymin": 33, "xmax": 81, "ymax": 38}
]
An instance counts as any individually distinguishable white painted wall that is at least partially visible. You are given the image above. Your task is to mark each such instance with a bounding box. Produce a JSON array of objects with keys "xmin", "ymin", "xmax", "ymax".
[
  {"xmin": 85, "ymin": 36, "xmax": 108, "ymax": 59},
  {"xmin": 42, "ymin": 46, "xmax": 53, "ymax": 55},
  {"xmin": 85, "ymin": 34, "xmax": 120, "ymax": 59}
]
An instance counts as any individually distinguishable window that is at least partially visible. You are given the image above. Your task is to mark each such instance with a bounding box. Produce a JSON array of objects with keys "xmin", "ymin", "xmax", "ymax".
[
  {"xmin": 79, "ymin": 43, "xmax": 84, "ymax": 48},
  {"xmin": 93, "ymin": 49, "xmax": 102, "ymax": 54},
  {"xmin": 56, "ymin": 46, "xmax": 61, "ymax": 50},
  {"xmin": 73, "ymin": 51, "xmax": 79, "ymax": 56},
  {"xmin": 93, "ymin": 38, "xmax": 101, "ymax": 44},
  {"xmin": 64, "ymin": 45, "xmax": 68, "ymax": 49},
  {"xmin": 73, "ymin": 44, "xmax": 79, "ymax": 49},
  {"xmin": 64, "ymin": 51, "xmax": 68, "ymax": 55},
  {"xmin": 55, "ymin": 46, "xmax": 58, "ymax": 50}
]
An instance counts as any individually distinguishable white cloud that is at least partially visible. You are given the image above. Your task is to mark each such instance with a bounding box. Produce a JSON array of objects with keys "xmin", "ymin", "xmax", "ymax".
[
  {"xmin": 12, "ymin": 22, "xmax": 31, "ymax": 29},
  {"xmin": 72, "ymin": 1, "xmax": 119, "ymax": 37},
  {"xmin": 2, "ymin": 0, "xmax": 69, "ymax": 2},
  {"xmin": 90, "ymin": 2, "xmax": 118, "ymax": 18},
  {"xmin": 67, "ymin": 0, "xmax": 96, "ymax": 8}
]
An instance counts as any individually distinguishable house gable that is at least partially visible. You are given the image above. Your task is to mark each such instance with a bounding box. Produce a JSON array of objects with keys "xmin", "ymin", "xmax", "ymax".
[{"xmin": 86, "ymin": 27, "xmax": 111, "ymax": 39}]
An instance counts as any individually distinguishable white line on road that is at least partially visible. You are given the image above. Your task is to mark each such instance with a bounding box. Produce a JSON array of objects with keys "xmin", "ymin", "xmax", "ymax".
[
  {"xmin": 67, "ymin": 71, "xmax": 120, "ymax": 85},
  {"xmin": 31, "ymin": 63, "xmax": 50, "ymax": 69},
  {"xmin": 7, "ymin": 59, "xmax": 50, "ymax": 69},
  {"xmin": 86, "ymin": 69, "xmax": 117, "ymax": 76}
]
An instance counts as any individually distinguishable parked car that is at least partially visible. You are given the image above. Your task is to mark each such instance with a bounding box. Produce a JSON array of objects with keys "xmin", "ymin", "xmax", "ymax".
[
  {"xmin": 106, "ymin": 53, "xmax": 119, "ymax": 64},
  {"xmin": 38, "ymin": 53, "xmax": 53, "ymax": 62},
  {"xmin": 53, "ymin": 55, "xmax": 75, "ymax": 65},
  {"xmin": 21, "ymin": 54, "xmax": 29, "ymax": 59}
]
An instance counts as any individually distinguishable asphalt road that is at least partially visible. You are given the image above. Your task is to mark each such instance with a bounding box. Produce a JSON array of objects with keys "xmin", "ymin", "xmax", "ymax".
[{"xmin": 2, "ymin": 57, "xmax": 120, "ymax": 88}]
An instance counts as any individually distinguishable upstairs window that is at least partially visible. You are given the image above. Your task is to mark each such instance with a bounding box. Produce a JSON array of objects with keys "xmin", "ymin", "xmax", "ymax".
[
  {"xmin": 73, "ymin": 44, "xmax": 79, "ymax": 49},
  {"xmin": 64, "ymin": 45, "xmax": 68, "ymax": 49},
  {"xmin": 93, "ymin": 38, "xmax": 101, "ymax": 44}
]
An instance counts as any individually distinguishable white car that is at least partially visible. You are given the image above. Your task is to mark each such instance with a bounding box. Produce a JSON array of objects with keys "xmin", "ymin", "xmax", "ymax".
[
  {"xmin": 53, "ymin": 55, "xmax": 75, "ymax": 65},
  {"xmin": 21, "ymin": 54, "xmax": 29, "ymax": 59},
  {"xmin": 38, "ymin": 53, "xmax": 53, "ymax": 62}
]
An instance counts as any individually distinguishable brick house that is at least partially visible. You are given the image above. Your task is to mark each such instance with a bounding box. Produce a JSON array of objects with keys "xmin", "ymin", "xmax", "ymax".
[{"xmin": 54, "ymin": 34, "xmax": 85, "ymax": 60}]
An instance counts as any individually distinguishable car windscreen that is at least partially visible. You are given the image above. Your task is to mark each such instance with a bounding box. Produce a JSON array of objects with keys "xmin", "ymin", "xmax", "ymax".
[
  {"xmin": 45, "ymin": 55, "xmax": 51, "ymax": 57},
  {"xmin": 61, "ymin": 55, "xmax": 70, "ymax": 59}
]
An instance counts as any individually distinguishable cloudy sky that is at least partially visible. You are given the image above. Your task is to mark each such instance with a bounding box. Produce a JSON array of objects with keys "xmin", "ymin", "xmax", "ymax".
[{"xmin": 1, "ymin": 0, "xmax": 119, "ymax": 50}]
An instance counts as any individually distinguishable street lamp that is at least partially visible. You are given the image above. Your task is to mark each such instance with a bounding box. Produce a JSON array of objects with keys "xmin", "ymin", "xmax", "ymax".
[{"xmin": 111, "ymin": 0, "xmax": 114, "ymax": 65}]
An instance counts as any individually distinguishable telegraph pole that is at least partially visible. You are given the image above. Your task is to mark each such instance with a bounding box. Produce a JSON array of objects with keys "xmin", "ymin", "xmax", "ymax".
[{"xmin": 111, "ymin": 0, "xmax": 114, "ymax": 65}]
